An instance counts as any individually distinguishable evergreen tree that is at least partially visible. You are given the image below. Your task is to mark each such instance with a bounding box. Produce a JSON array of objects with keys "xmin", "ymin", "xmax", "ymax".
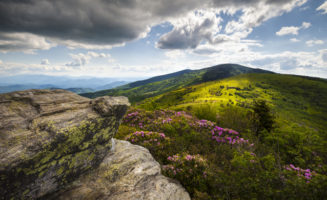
[{"xmin": 251, "ymin": 100, "xmax": 275, "ymax": 136}]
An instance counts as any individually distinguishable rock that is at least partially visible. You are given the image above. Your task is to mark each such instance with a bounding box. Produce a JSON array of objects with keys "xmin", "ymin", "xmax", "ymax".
[
  {"xmin": 0, "ymin": 89, "xmax": 130, "ymax": 199},
  {"xmin": 52, "ymin": 139, "xmax": 190, "ymax": 200}
]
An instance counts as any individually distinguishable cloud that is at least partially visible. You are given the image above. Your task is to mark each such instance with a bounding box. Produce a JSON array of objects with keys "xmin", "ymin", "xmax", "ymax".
[
  {"xmin": 165, "ymin": 50, "xmax": 186, "ymax": 59},
  {"xmin": 0, "ymin": 59, "xmax": 2, "ymax": 64},
  {"xmin": 317, "ymin": 1, "xmax": 327, "ymax": 14},
  {"xmin": 0, "ymin": 0, "xmax": 306, "ymax": 52},
  {"xmin": 0, "ymin": 32, "xmax": 55, "ymax": 53},
  {"xmin": 276, "ymin": 22, "xmax": 311, "ymax": 36},
  {"xmin": 306, "ymin": 40, "xmax": 324, "ymax": 47},
  {"xmin": 157, "ymin": 10, "xmax": 223, "ymax": 49},
  {"xmin": 41, "ymin": 59, "xmax": 50, "ymax": 65},
  {"xmin": 301, "ymin": 22, "xmax": 311, "ymax": 29},
  {"xmin": 159, "ymin": 0, "xmax": 306, "ymax": 49},
  {"xmin": 290, "ymin": 38, "xmax": 300, "ymax": 42},
  {"xmin": 320, "ymin": 49, "xmax": 327, "ymax": 62},
  {"xmin": 65, "ymin": 51, "xmax": 110, "ymax": 67}
]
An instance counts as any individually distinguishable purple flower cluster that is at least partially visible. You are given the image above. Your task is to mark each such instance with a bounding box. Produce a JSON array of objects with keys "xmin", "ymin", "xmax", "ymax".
[
  {"xmin": 284, "ymin": 164, "xmax": 316, "ymax": 182},
  {"xmin": 210, "ymin": 126, "xmax": 252, "ymax": 146},
  {"xmin": 188, "ymin": 119, "xmax": 215, "ymax": 131},
  {"xmin": 125, "ymin": 131, "xmax": 167, "ymax": 147},
  {"xmin": 162, "ymin": 118, "xmax": 173, "ymax": 124},
  {"xmin": 163, "ymin": 153, "xmax": 207, "ymax": 178}
]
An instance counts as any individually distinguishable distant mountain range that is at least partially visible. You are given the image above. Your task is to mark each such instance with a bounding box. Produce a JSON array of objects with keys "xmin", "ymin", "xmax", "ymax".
[
  {"xmin": 0, "ymin": 75, "xmax": 141, "ymax": 94},
  {"xmin": 81, "ymin": 64, "xmax": 273, "ymax": 101}
]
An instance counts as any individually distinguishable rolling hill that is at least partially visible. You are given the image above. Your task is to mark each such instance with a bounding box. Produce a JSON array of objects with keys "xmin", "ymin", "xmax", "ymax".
[
  {"xmin": 81, "ymin": 64, "xmax": 273, "ymax": 102},
  {"xmin": 137, "ymin": 73, "xmax": 327, "ymax": 130}
]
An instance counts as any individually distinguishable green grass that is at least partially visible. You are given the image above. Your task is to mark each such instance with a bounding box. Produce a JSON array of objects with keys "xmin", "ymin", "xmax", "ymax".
[{"xmin": 137, "ymin": 73, "xmax": 327, "ymax": 132}]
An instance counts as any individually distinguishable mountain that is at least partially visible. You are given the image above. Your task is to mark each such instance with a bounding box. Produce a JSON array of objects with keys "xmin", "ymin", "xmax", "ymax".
[
  {"xmin": 0, "ymin": 84, "xmax": 58, "ymax": 94},
  {"xmin": 138, "ymin": 73, "xmax": 327, "ymax": 132},
  {"xmin": 0, "ymin": 75, "xmax": 141, "ymax": 91},
  {"xmin": 81, "ymin": 64, "xmax": 273, "ymax": 102},
  {"xmin": 65, "ymin": 88, "xmax": 95, "ymax": 94},
  {"xmin": 0, "ymin": 75, "xmax": 138, "ymax": 94},
  {"xmin": 94, "ymin": 81, "xmax": 129, "ymax": 91}
]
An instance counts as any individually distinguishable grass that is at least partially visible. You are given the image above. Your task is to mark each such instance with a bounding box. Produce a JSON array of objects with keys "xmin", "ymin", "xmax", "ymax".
[{"xmin": 137, "ymin": 73, "xmax": 327, "ymax": 133}]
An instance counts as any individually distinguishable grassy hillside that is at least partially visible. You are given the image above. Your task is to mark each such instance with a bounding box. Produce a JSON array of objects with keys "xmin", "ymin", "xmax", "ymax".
[
  {"xmin": 81, "ymin": 64, "xmax": 273, "ymax": 102},
  {"xmin": 113, "ymin": 73, "xmax": 327, "ymax": 199},
  {"xmin": 138, "ymin": 73, "xmax": 327, "ymax": 130}
]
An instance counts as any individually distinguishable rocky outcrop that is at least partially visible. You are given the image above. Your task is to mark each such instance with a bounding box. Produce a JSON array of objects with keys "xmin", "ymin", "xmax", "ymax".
[
  {"xmin": 0, "ymin": 89, "xmax": 129, "ymax": 199},
  {"xmin": 52, "ymin": 139, "xmax": 190, "ymax": 200},
  {"xmin": 0, "ymin": 89, "xmax": 190, "ymax": 200}
]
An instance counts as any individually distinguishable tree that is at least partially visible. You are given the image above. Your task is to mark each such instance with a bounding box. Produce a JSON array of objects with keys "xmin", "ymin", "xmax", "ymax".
[{"xmin": 251, "ymin": 100, "xmax": 275, "ymax": 136}]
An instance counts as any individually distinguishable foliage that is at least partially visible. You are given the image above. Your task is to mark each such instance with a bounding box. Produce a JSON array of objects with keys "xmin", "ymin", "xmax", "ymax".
[
  {"xmin": 107, "ymin": 70, "xmax": 327, "ymax": 199},
  {"xmin": 116, "ymin": 108, "xmax": 327, "ymax": 199},
  {"xmin": 250, "ymin": 99, "xmax": 276, "ymax": 136}
]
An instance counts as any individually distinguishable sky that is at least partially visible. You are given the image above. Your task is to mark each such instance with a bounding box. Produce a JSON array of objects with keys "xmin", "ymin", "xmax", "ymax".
[{"xmin": 0, "ymin": 0, "xmax": 327, "ymax": 78}]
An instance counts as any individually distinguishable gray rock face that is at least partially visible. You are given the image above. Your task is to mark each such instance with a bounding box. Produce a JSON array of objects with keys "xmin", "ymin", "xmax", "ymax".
[
  {"xmin": 0, "ymin": 89, "xmax": 189, "ymax": 200},
  {"xmin": 0, "ymin": 89, "xmax": 130, "ymax": 199},
  {"xmin": 53, "ymin": 139, "xmax": 191, "ymax": 200}
]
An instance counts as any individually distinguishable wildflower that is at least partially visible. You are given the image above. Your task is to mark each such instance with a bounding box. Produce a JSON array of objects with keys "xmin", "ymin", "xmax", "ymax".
[{"xmin": 186, "ymin": 155, "xmax": 193, "ymax": 161}]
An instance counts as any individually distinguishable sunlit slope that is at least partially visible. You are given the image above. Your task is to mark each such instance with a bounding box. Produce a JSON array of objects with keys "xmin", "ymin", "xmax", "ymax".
[
  {"xmin": 138, "ymin": 73, "xmax": 327, "ymax": 130},
  {"xmin": 81, "ymin": 64, "xmax": 272, "ymax": 102}
]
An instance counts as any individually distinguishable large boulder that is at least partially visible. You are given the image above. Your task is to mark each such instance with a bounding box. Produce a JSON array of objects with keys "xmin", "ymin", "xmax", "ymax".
[
  {"xmin": 0, "ymin": 89, "xmax": 130, "ymax": 199},
  {"xmin": 52, "ymin": 139, "xmax": 190, "ymax": 200}
]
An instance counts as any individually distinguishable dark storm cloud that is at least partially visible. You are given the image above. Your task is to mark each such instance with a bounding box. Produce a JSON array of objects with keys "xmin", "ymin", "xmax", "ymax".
[{"xmin": 0, "ymin": 0, "xmax": 304, "ymax": 51}]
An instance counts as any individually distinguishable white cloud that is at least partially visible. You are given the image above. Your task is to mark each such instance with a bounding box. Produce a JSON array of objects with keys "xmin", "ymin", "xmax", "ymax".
[
  {"xmin": 224, "ymin": 0, "xmax": 307, "ymax": 39},
  {"xmin": 276, "ymin": 22, "xmax": 310, "ymax": 36},
  {"xmin": 320, "ymin": 49, "xmax": 327, "ymax": 63},
  {"xmin": 290, "ymin": 38, "xmax": 300, "ymax": 42},
  {"xmin": 158, "ymin": 0, "xmax": 306, "ymax": 50},
  {"xmin": 0, "ymin": 32, "xmax": 56, "ymax": 54},
  {"xmin": 165, "ymin": 50, "xmax": 186, "ymax": 59},
  {"xmin": 108, "ymin": 58, "xmax": 116, "ymax": 63},
  {"xmin": 41, "ymin": 59, "xmax": 50, "ymax": 65},
  {"xmin": 317, "ymin": 1, "xmax": 327, "ymax": 14},
  {"xmin": 276, "ymin": 26, "xmax": 301, "ymax": 36},
  {"xmin": 157, "ymin": 9, "xmax": 223, "ymax": 49},
  {"xmin": 0, "ymin": 59, "xmax": 2, "ymax": 64},
  {"xmin": 306, "ymin": 40, "xmax": 324, "ymax": 47},
  {"xmin": 66, "ymin": 51, "xmax": 111, "ymax": 67},
  {"xmin": 301, "ymin": 22, "xmax": 311, "ymax": 29}
]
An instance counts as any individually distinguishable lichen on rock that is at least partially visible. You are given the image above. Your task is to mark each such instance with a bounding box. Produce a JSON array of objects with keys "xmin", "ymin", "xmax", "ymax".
[
  {"xmin": 51, "ymin": 139, "xmax": 190, "ymax": 200},
  {"xmin": 0, "ymin": 89, "xmax": 129, "ymax": 199},
  {"xmin": 0, "ymin": 89, "xmax": 189, "ymax": 200}
]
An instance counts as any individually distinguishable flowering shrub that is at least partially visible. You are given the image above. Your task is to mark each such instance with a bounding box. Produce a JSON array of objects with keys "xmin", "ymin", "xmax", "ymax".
[
  {"xmin": 163, "ymin": 153, "xmax": 208, "ymax": 196},
  {"xmin": 116, "ymin": 108, "xmax": 327, "ymax": 200},
  {"xmin": 125, "ymin": 131, "xmax": 168, "ymax": 148},
  {"xmin": 284, "ymin": 164, "xmax": 315, "ymax": 182}
]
